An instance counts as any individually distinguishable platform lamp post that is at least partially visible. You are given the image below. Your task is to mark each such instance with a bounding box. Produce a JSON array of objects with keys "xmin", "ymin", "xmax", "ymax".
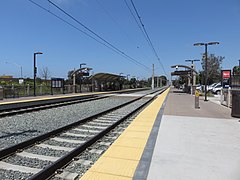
[
  {"xmin": 194, "ymin": 42, "xmax": 219, "ymax": 101},
  {"xmin": 79, "ymin": 63, "xmax": 86, "ymax": 93},
  {"xmin": 119, "ymin": 73, "xmax": 124, "ymax": 90},
  {"xmin": 33, "ymin": 52, "xmax": 43, "ymax": 96},
  {"xmin": 126, "ymin": 74, "xmax": 130, "ymax": 80},
  {"xmin": 185, "ymin": 59, "xmax": 200, "ymax": 94}
]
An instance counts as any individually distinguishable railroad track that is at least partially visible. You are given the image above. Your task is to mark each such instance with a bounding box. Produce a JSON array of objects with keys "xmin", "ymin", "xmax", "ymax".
[
  {"xmin": 0, "ymin": 88, "xmax": 152, "ymax": 118},
  {"xmin": 0, "ymin": 87, "xmax": 167, "ymax": 180},
  {"xmin": 0, "ymin": 95, "xmax": 109, "ymax": 118}
]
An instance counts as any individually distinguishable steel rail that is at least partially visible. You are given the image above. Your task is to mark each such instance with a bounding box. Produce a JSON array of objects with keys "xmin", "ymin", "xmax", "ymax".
[
  {"xmin": 0, "ymin": 91, "xmax": 154, "ymax": 160},
  {"xmin": 30, "ymin": 87, "xmax": 167, "ymax": 180},
  {"xmin": 0, "ymin": 95, "xmax": 108, "ymax": 118},
  {"xmin": 0, "ymin": 88, "xmax": 149, "ymax": 116}
]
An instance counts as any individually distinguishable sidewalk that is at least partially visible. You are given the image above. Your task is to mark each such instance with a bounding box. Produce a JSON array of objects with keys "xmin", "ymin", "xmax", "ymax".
[{"xmin": 147, "ymin": 89, "xmax": 240, "ymax": 180}]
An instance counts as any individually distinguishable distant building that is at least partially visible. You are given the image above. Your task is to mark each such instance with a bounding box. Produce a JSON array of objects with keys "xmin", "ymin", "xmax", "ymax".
[
  {"xmin": 0, "ymin": 76, "xmax": 13, "ymax": 79},
  {"xmin": 0, "ymin": 76, "xmax": 19, "ymax": 83}
]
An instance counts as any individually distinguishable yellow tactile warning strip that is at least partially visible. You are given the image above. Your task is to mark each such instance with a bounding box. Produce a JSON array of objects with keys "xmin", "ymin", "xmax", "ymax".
[
  {"xmin": 80, "ymin": 88, "xmax": 170, "ymax": 180},
  {"xmin": 0, "ymin": 92, "xmax": 104, "ymax": 105}
]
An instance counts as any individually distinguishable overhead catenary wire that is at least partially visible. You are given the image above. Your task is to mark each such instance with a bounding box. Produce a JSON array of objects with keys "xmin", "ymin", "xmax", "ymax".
[
  {"xmin": 127, "ymin": 0, "xmax": 168, "ymax": 76},
  {"xmin": 28, "ymin": 0, "xmax": 151, "ymax": 72},
  {"xmin": 95, "ymin": 0, "xmax": 152, "ymax": 63},
  {"xmin": 123, "ymin": 0, "xmax": 153, "ymax": 50},
  {"xmin": 48, "ymin": 0, "xmax": 150, "ymax": 72},
  {"xmin": 28, "ymin": 0, "xmax": 119, "ymax": 54}
]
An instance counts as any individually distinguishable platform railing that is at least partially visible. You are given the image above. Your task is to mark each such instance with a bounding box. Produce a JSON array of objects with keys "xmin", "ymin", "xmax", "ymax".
[{"xmin": 0, "ymin": 84, "xmax": 140, "ymax": 99}]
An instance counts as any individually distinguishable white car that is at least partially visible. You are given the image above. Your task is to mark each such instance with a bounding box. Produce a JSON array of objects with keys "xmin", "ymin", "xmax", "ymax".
[
  {"xmin": 212, "ymin": 84, "xmax": 222, "ymax": 94},
  {"xmin": 207, "ymin": 83, "xmax": 217, "ymax": 92},
  {"xmin": 196, "ymin": 84, "xmax": 202, "ymax": 91}
]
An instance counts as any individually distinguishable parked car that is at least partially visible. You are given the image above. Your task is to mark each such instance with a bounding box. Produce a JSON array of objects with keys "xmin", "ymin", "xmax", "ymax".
[
  {"xmin": 196, "ymin": 84, "xmax": 202, "ymax": 91},
  {"xmin": 207, "ymin": 83, "xmax": 218, "ymax": 92},
  {"xmin": 211, "ymin": 84, "xmax": 222, "ymax": 94}
]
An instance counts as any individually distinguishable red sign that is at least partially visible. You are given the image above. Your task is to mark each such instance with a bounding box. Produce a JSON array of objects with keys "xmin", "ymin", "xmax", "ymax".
[{"xmin": 222, "ymin": 71, "xmax": 231, "ymax": 78}]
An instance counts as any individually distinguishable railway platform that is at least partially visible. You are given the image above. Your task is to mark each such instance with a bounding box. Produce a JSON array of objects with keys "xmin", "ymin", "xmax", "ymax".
[{"xmin": 81, "ymin": 88, "xmax": 240, "ymax": 180}]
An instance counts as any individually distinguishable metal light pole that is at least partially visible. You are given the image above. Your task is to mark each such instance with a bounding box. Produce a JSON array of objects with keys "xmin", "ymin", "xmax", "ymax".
[
  {"xmin": 34, "ymin": 52, "xmax": 43, "ymax": 96},
  {"xmin": 126, "ymin": 74, "xmax": 130, "ymax": 81},
  {"xmin": 79, "ymin": 63, "xmax": 86, "ymax": 93},
  {"xmin": 194, "ymin": 42, "xmax": 219, "ymax": 101},
  {"xmin": 152, "ymin": 64, "xmax": 154, "ymax": 90}
]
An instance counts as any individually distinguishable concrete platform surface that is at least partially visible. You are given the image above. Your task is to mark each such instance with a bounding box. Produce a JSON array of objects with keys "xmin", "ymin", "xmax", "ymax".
[{"xmin": 147, "ymin": 89, "xmax": 240, "ymax": 180}]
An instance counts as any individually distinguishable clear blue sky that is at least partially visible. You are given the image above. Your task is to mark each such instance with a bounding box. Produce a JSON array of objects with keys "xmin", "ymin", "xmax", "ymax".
[{"xmin": 0, "ymin": 0, "xmax": 239, "ymax": 79}]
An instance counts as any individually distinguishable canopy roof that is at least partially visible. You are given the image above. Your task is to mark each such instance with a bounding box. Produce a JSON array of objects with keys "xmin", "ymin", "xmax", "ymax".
[
  {"xmin": 171, "ymin": 65, "xmax": 198, "ymax": 74},
  {"xmin": 89, "ymin": 73, "xmax": 122, "ymax": 81}
]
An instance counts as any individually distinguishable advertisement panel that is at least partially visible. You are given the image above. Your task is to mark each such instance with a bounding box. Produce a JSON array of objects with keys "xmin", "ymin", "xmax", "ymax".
[{"xmin": 221, "ymin": 70, "xmax": 231, "ymax": 88}]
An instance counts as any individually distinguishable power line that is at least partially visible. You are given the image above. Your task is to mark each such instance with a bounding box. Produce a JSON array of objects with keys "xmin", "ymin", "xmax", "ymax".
[
  {"xmin": 27, "ymin": 0, "xmax": 121, "ymax": 56},
  {"xmin": 123, "ymin": 0, "xmax": 153, "ymax": 50},
  {"xmin": 47, "ymin": 0, "xmax": 150, "ymax": 72},
  {"xmin": 127, "ymin": 0, "xmax": 167, "ymax": 76},
  {"xmin": 27, "ymin": 0, "xmax": 151, "ymax": 72},
  {"xmin": 95, "ymin": 0, "xmax": 152, "ymax": 63}
]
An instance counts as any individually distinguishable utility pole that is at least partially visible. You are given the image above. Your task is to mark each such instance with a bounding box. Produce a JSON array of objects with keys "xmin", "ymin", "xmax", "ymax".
[
  {"xmin": 5, "ymin": 61, "xmax": 23, "ymax": 78},
  {"xmin": 73, "ymin": 68, "xmax": 76, "ymax": 93},
  {"xmin": 152, "ymin": 64, "xmax": 154, "ymax": 90},
  {"xmin": 33, "ymin": 52, "xmax": 43, "ymax": 96}
]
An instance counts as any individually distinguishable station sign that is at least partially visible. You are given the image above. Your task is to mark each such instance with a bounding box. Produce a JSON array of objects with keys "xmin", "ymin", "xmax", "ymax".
[
  {"xmin": 221, "ymin": 70, "xmax": 231, "ymax": 88},
  {"xmin": 19, "ymin": 78, "xmax": 24, "ymax": 84},
  {"xmin": 79, "ymin": 72, "xmax": 89, "ymax": 76},
  {"xmin": 51, "ymin": 78, "xmax": 64, "ymax": 88}
]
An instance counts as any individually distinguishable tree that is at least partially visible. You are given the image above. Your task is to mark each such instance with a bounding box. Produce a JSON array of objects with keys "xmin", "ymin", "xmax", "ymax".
[
  {"xmin": 201, "ymin": 54, "xmax": 224, "ymax": 85},
  {"xmin": 40, "ymin": 67, "xmax": 51, "ymax": 81}
]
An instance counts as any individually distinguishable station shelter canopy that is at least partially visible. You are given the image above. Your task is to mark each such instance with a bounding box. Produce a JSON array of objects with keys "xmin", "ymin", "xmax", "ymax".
[{"xmin": 89, "ymin": 73, "xmax": 122, "ymax": 81}]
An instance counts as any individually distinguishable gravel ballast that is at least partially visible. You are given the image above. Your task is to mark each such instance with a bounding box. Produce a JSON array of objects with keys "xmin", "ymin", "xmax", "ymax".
[
  {"xmin": 0, "ymin": 89, "xmax": 161, "ymax": 179},
  {"xmin": 0, "ymin": 96, "xmax": 136, "ymax": 150}
]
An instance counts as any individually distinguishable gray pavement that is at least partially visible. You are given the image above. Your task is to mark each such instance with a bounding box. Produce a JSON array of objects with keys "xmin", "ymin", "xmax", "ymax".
[{"xmin": 147, "ymin": 89, "xmax": 240, "ymax": 180}]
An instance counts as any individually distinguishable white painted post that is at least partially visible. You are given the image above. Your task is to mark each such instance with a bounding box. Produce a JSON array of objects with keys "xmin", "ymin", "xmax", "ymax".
[
  {"xmin": 220, "ymin": 88, "xmax": 223, "ymax": 105},
  {"xmin": 228, "ymin": 87, "xmax": 231, "ymax": 108}
]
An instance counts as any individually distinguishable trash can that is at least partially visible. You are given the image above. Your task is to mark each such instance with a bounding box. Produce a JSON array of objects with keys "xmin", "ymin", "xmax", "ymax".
[
  {"xmin": 0, "ymin": 86, "xmax": 3, "ymax": 100},
  {"xmin": 231, "ymin": 90, "xmax": 240, "ymax": 118}
]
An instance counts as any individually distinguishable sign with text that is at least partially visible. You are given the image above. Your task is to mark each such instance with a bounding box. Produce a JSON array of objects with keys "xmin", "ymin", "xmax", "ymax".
[{"xmin": 221, "ymin": 70, "xmax": 231, "ymax": 88}]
